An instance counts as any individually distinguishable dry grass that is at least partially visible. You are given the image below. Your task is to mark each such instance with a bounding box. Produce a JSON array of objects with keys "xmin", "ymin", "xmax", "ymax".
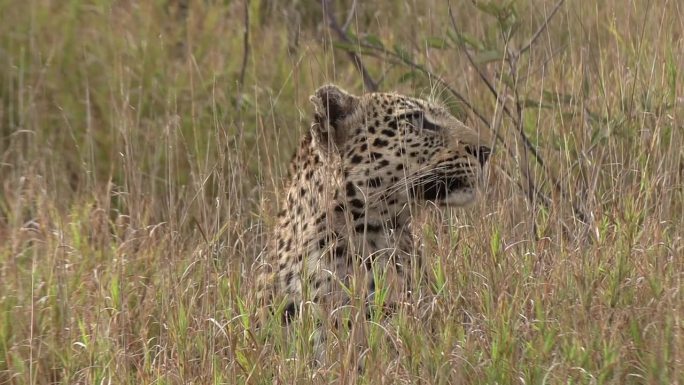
[{"xmin": 0, "ymin": 0, "xmax": 682, "ymax": 384}]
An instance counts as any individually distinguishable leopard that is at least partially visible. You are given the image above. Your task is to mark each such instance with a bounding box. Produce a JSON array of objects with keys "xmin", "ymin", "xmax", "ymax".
[{"xmin": 254, "ymin": 84, "xmax": 491, "ymax": 330}]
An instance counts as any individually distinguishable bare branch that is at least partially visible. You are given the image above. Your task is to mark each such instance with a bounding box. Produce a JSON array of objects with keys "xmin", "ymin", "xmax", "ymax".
[
  {"xmin": 322, "ymin": 0, "xmax": 378, "ymax": 92},
  {"xmin": 448, "ymin": 3, "xmax": 547, "ymax": 169},
  {"xmin": 449, "ymin": 0, "xmax": 589, "ymax": 229},
  {"xmin": 238, "ymin": 0, "xmax": 250, "ymax": 93},
  {"xmin": 341, "ymin": 0, "xmax": 357, "ymax": 31},
  {"xmin": 517, "ymin": 0, "xmax": 565, "ymax": 56},
  {"xmin": 518, "ymin": 43, "xmax": 567, "ymax": 82},
  {"xmin": 322, "ymin": 1, "xmax": 491, "ymax": 133}
]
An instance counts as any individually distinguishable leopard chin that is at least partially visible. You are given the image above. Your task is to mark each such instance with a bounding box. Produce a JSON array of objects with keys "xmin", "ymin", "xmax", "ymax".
[{"xmin": 438, "ymin": 189, "xmax": 478, "ymax": 207}]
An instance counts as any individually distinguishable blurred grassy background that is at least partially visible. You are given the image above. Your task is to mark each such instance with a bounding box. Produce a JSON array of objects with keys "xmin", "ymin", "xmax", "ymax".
[{"xmin": 0, "ymin": 0, "xmax": 682, "ymax": 383}]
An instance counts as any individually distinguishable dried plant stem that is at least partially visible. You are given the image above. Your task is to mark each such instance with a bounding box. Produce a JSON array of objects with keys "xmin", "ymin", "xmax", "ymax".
[{"xmin": 322, "ymin": 0, "xmax": 378, "ymax": 91}]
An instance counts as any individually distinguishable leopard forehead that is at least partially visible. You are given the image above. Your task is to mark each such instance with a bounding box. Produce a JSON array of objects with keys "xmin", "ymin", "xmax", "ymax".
[
  {"xmin": 361, "ymin": 92, "xmax": 440, "ymax": 116},
  {"xmin": 351, "ymin": 92, "xmax": 485, "ymax": 145}
]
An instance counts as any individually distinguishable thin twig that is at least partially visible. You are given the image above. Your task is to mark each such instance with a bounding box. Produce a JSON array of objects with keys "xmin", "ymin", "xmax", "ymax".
[
  {"xmin": 321, "ymin": 2, "xmax": 491, "ymax": 132},
  {"xmin": 238, "ymin": 0, "xmax": 250, "ymax": 95},
  {"xmin": 513, "ymin": 0, "xmax": 591, "ymax": 228},
  {"xmin": 341, "ymin": 0, "xmax": 357, "ymax": 31},
  {"xmin": 322, "ymin": 0, "xmax": 378, "ymax": 92},
  {"xmin": 517, "ymin": 0, "xmax": 565, "ymax": 56},
  {"xmin": 451, "ymin": 1, "xmax": 590, "ymax": 229},
  {"xmin": 447, "ymin": 4, "xmax": 546, "ymax": 169},
  {"xmin": 518, "ymin": 43, "xmax": 567, "ymax": 82}
]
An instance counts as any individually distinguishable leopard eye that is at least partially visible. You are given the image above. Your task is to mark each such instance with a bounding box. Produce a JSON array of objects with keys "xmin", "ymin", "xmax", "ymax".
[
  {"xmin": 399, "ymin": 111, "xmax": 440, "ymax": 132},
  {"xmin": 421, "ymin": 117, "xmax": 441, "ymax": 131}
]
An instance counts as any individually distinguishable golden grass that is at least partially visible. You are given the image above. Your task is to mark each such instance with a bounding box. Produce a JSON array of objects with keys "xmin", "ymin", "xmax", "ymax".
[{"xmin": 0, "ymin": 0, "xmax": 682, "ymax": 383}]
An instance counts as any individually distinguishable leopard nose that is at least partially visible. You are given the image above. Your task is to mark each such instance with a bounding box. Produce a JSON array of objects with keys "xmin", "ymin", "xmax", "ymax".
[{"xmin": 465, "ymin": 145, "xmax": 491, "ymax": 165}]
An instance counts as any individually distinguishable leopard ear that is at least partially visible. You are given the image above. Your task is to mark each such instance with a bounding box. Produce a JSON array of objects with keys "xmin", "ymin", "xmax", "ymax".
[{"xmin": 310, "ymin": 85, "xmax": 359, "ymax": 153}]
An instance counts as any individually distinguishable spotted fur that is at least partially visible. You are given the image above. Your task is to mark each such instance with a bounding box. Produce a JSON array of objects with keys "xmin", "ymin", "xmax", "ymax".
[{"xmin": 255, "ymin": 85, "xmax": 491, "ymax": 323}]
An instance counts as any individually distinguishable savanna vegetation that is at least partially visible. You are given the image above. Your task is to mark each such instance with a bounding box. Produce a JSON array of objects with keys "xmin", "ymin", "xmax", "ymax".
[{"xmin": 0, "ymin": 0, "xmax": 682, "ymax": 383}]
